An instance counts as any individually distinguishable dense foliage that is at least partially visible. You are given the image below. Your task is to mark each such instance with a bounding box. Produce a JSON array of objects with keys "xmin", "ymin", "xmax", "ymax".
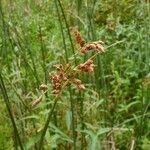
[{"xmin": 0, "ymin": 0, "xmax": 150, "ymax": 149}]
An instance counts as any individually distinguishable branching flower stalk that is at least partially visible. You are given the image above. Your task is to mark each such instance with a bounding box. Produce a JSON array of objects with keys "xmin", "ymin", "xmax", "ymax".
[{"xmin": 33, "ymin": 29, "xmax": 124, "ymax": 150}]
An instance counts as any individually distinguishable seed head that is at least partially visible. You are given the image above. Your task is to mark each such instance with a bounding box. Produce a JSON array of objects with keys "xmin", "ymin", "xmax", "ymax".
[
  {"xmin": 80, "ymin": 41, "xmax": 105, "ymax": 53},
  {"xmin": 32, "ymin": 95, "xmax": 42, "ymax": 107},
  {"xmin": 39, "ymin": 84, "xmax": 48, "ymax": 92},
  {"xmin": 77, "ymin": 59, "xmax": 96, "ymax": 73},
  {"xmin": 73, "ymin": 79, "xmax": 85, "ymax": 90},
  {"xmin": 74, "ymin": 30, "xmax": 85, "ymax": 47},
  {"xmin": 71, "ymin": 28, "xmax": 86, "ymax": 47}
]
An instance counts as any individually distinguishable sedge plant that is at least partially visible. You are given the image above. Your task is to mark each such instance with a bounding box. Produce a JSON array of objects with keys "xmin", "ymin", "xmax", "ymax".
[{"xmin": 30, "ymin": 28, "xmax": 123, "ymax": 150}]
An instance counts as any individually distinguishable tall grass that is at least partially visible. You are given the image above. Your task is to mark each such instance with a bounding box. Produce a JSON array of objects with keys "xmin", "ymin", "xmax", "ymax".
[{"xmin": 0, "ymin": 0, "xmax": 150, "ymax": 149}]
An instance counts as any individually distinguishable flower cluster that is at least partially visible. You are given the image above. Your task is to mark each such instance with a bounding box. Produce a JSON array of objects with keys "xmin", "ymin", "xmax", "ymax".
[
  {"xmin": 32, "ymin": 29, "xmax": 106, "ymax": 106},
  {"xmin": 80, "ymin": 41, "xmax": 105, "ymax": 53},
  {"xmin": 77, "ymin": 59, "xmax": 95, "ymax": 73},
  {"xmin": 50, "ymin": 61, "xmax": 93, "ymax": 96},
  {"xmin": 73, "ymin": 79, "xmax": 85, "ymax": 90},
  {"xmin": 72, "ymin": 28, "xmax": 105, "ymax": 54},
  {"xmin": 50, "ymin": 64, "xmax": 71, "ymax": 95},
  {"xmin": 49, "ymin": 30, "xmax": 105, "ymax": 96},
  {"xmin": 73, "ymin": 30, "xmax": 85, "ymax": 47}
]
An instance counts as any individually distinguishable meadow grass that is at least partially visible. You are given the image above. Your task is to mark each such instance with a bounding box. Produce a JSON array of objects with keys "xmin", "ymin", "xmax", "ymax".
[{"xmin": 0, "ymin": 0, "xmax": 150, "ymax": 149}]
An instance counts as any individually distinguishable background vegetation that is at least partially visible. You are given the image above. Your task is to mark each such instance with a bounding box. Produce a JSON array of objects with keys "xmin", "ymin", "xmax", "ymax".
[{"xmin": 0, "ymin": 0, "xmax": 150, "ymax": 149}]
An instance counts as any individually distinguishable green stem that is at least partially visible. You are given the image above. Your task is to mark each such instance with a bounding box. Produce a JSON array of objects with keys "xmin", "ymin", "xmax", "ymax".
[
  {"xmin": 69, "ymin": 86, "xmax": 77, "ymax": 150},
  {"xmin": 0, "ymin": 74, "xmax": 24, "ymax": 150},
  {"xmin": 54, "ymin": 0, "xmax": 69, "ymax": 63},
  {"xmin": 57, "ymin": 0, "xmax": 77, "ymax": 65},
  {"xmin": 38, "ymin": 80, "xmax": 69, "ymax": 150},
  {"xmin": 38, "ymin": 99, "xmax": 58, "ymax": 150}
]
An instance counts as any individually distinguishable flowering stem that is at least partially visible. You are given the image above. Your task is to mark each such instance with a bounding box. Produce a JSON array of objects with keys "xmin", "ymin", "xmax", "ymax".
[
  {"xmin": 38, "ymin": 99, "xmax": 58, "ymax": 150},
  {"xmin": 38, "ymin": 80, "xmax": 69, "ymax": 150},
  {"xmin": 89, "ymin": 40, "xmax": 125, "ymax": 60},
  {"xmin": 38, "ymin": 40, "xmax": 125, "ymax": 149}
]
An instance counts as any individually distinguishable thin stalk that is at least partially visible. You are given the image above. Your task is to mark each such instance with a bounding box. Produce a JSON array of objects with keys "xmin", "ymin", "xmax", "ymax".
[
  {"xmin": 38, "ymin": 99, "xmax": 58, "ymax": 150},
  {"xmin": 38, "ymin": 80, "xmax": 69, "ymax": 150},
  {"xmin": 55, "ymin": 1, "xmax": 77, "ymax": 149},
  {"xmin": 14, "ymin": 132, "xmax": 18, "ymax": 150},
  {"xmin": 39, "ymin": 26, "xmax": 48, "ymax": 83},
  {"xmin": 54, "ymin": 0, "xmax": 69, "ymax": 129},
  {"xmin": 54, "ymin": 0, "xmax": 68, "ymax": 62},
  {"xmin": 138, "ymin": 1, "xmax": 150, "ymax": 141},
  {"xmin": 0, "ymin": 74, "xmax": 24, "ymax": 150},
  {"xmin": 0, "ymin": 0, "xmax": 12, "ymax": 72},
  {"xmin": 78, "ymin": 92, "xmax": 85, "ymax": 150},
  {"xmin": 75, "ymin": 1, "xmax": 85, "ymax": 148},
  {"xmin": 57, "ymin": 0, "xmax": 77, "ymax": 65},
  {"xmin": 86, "ymin": 0, "xmax": 97, "ymax": 40},
  {"xmin": 69, "ymin": 86, "xmax": 77, "ymax": 150},
  {"xmin": 38, "ymin": 25, "xmax": 51, "ymax": 118},
  {"xmin": 76, "ymin": 0, "xmax": 82, "ymax": 28}
]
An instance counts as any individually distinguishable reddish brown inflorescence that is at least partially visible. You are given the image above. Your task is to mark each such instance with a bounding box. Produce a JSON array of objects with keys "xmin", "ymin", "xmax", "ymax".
[
  {"xmin": 32, "ymin": 29, "xmax": 106, "ymax": 107},
  {"xmin": 80, "ymin": 41, "xmax": 105, "ymax": 53},
  {"xmin": 50, "ymin": 64, "xmax": 72, "ymax": 96},
  {"xmin": 50, "ymin": 61, "xmax": 90, "ymax": 95},
  {"xmin": 73, "ymin": 30, "xmax": 86, "ymax": 47},
  {"xmin": 50, "ymin": 74, "xmax": 62, "ymax": 95},
  {"xmin": 77, "ymin": 59, "xmax": 96, "ymax": 73},
  {"xmin": 73, "ymin": 79, "xmax": 85, "ymax": 90},
  {"xmin": 72, "ymin": 28, "xmax": 105, "ymax": 54}
]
